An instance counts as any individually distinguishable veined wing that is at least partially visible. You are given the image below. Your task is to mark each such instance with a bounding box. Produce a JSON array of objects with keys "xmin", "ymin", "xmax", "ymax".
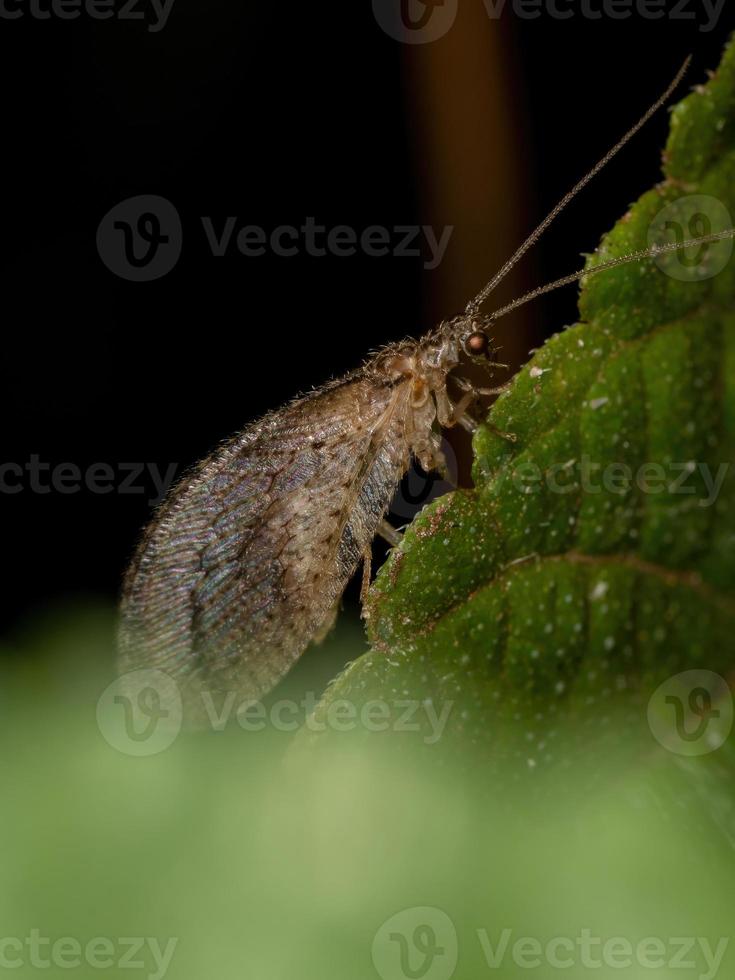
[{"xmin": 118, "ymin": 370, "xmax": 414, "ymax": 720}]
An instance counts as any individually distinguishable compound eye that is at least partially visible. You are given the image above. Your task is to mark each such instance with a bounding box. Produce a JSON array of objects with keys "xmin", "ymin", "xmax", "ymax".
[{"xmin": 464, "ymin": 330, "xmax": 490, "ymax": 357}]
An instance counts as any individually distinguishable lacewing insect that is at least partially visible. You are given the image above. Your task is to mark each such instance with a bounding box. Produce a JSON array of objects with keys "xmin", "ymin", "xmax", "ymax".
[{"xmin": 119, "ymin": 58, "xmax": 735, "ymax": 718}]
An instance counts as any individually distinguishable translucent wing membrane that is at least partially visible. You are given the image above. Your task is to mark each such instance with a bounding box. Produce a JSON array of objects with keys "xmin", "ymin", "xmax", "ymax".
[{"xmin": 119, "ymin": 373, "xmax": 414, "ymax": 721}]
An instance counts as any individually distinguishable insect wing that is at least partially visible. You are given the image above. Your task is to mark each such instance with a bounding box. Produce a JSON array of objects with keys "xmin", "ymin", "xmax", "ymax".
[{"xmin": 118, "ymin": 373, "xmax": 412, "ymax": 720}]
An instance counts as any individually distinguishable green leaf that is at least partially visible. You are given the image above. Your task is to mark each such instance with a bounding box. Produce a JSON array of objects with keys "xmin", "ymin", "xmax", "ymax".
[{"xmin": 307, "ymin": 40, "xmax": 735, "ymax": 761}]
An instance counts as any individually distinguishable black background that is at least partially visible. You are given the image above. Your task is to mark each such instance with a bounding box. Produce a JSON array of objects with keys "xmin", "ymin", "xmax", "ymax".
[{"xmin": 1, "ymin": 0, "xmax": 733, "ymax": 644}]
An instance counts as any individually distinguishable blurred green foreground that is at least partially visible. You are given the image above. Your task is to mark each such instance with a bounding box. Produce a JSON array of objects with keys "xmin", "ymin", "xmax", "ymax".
[{"xmin": 0, "ymin": 604, "xmax": 733, "ymax": 980}]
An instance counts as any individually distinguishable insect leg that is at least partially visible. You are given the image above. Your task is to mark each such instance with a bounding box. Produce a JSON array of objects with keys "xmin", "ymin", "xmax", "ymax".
[
  {"xmin": 485, "ymin": 421, "xmax": 518, "ymax": 443},
  {"xmin": 413, "ymin": 428, "xmax": 449, "ymax": 474},
  {"xmin": 377, "ymin": 519, "xmax": 403, "ymax": 548},
  {"xmin": 360, "ymin": 548, "xmax": 372, "ymax": 605},
  {"xmin": 456, "ymin": 413, "xmax": 478, "ymax": 435},
  {"xmin": 436, "ymin": 388, "xmax": 477, "ymax": 430},
  {"xmin": 453, "ymin": 375, "xmax": 511, "ymax": 398},
  {"xmin": 446, "ymin": 379, "xmax": 517, "ymax": 442}
]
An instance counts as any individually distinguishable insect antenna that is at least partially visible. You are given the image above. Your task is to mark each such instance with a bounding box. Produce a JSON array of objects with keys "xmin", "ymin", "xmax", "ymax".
[
  {"xmin": 464, "ymin": 56, "xmax": 692, "ymax": 316},
  {"xmin": 487, "ymin": 228, "xmax": 735, "ymax": 324}
]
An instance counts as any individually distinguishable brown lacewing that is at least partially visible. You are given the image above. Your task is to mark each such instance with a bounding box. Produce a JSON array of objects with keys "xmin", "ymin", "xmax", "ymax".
[{"xmin": 119, "ymin": 58, "xmax": 735, "ymax": 717}]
